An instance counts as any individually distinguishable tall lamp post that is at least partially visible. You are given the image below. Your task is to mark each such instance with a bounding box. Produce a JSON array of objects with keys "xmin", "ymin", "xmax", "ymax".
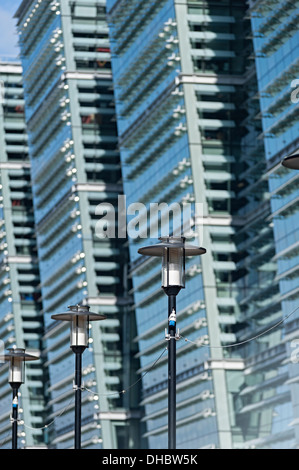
[
  {"xmin": 138, "ymin": 236, "xmax": 206, "ymax": 449},
  {"xmin": 51, "ymin": 304, "xmax": 106, "ymax": 449},
  {"xmin": 0, "ymin": 347, "xmax": 39, "ymax": 449}
]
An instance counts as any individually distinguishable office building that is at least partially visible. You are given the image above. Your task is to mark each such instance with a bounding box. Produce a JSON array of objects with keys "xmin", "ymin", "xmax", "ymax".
[
  {"xmin": 6, "ymin": 0, "xmax": 299, "ymax": 450},
  {"xmin": 15, "ymin": 0, "xmax": 140, "ymax": 449},
  {"xmin": 106, "ymin": 0, "xmax": 292, "ymax": 449},
  {"xmin": 248, "ymin": 0, "xmax": 299, "ymax": 448},
  {"xmin": 0, "ymin": 61, "xmax": 46, "ymax": 448}
]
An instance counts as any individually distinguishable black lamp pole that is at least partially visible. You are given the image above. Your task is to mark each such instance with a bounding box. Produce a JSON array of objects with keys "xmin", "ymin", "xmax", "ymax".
[
  {"xmin": 165, "ymin": 289, "xmax": 179, "ymax": 450},
  {"xmin": 73, "ymin": 345, "xmax": 84, "ymax": 449},
  {"xmin": 11, "ymin": 384, "xmax": 20, "ymax": 449}
]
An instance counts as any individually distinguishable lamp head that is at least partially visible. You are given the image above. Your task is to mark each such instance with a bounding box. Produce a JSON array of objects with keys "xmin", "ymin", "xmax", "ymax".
[
  {"xmin": 138, "ymin": 237, "xmax": 206, "ymax": 296},
  {"xmin": 51, "ymin": 304, "xmax": 106, "ymax": 349},
  {"xmin": 0, "ymin": 348, "xmax": 39, "ymax": 386}
]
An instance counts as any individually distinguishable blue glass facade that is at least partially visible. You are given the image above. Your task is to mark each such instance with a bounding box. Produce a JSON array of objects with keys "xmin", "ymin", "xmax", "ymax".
[
  {"xmin": 107, "ymin": 0, "xmax": 254, "ymax": 449},
  {"xmin": 249, "ymin": 0, "xmax": 299, "ymax": 448},
  {"xmin": 0, "ymin": 0, "xmax": 298, "ymax": 450},
  {"xmin": 15, "ymin": 0, "xmax": 140, "ymax": 449},
  {"xmin": 0, "ymin": 61, "xmax": 45, "ymax": 448},
  {"xmin": 107, "ymin": 0, "xmax": 298, "ymax": 449}
]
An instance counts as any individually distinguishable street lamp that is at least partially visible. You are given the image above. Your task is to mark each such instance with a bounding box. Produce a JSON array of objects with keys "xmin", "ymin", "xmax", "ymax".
[
  {"xmin": 51, "ymin": 304, "xmax": 106, "ymax": 449},
  {"xmin": 281, "ymin": 151, "xmax": 299, "ymax": 170},
  {"xmin": 0, "ymin": 347, "xmax": 39, "ymax": 449},
  {"xmin": 138, "ymin": 236, "xmax": 206, "ymax": 449}
]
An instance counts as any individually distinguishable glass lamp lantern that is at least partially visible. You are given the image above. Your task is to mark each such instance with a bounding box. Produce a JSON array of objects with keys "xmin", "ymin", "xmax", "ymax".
[
  {"xmin": 70, "ymin": 306, "xmax": 89, "ymax": 348},
  {"xmin": 70, "ymin": 313, "xmax": 88, "ymax": 348},
  {"xmin": 9, "ymin": 350, "xmax": 25, "ymax": 385},
  {"xmin": 161, "ymin": 237, "xmax": 185, "ymax": 289}
]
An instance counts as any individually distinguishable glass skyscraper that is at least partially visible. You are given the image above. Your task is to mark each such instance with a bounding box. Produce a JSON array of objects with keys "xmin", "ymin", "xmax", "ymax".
[
  {"xmin": 249, "ymin": 0, "xmax": 299, "ymax": 449},
  {"xmin": 15, "ymin": 0, "xmax": 140, "ymax": 449},
  {"xmin": 106, "ymin": 0, "xmax": 296, "ymax": 449},
  {"xmin": 0, "ymin": 61, "xmax": 46, "ymax": 448},
  {"xmin": 0, "ymin": 0, "xmax": 298, "ymax": 451}
]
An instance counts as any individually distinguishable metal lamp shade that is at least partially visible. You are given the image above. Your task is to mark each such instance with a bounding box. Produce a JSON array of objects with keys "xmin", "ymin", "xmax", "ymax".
[
  {"xmin": 282, "ymin": 152, "xmax": 299, "ymax": 170},
  {"xmin": 138, "ymin": 237, "xmax": 206, "ymax": 289},
  {"xmin": 0, "ymin": 348, "xmax": 39, "ymax": 385},
  {"xmin": 51, "ymin": 305, "xmax": 106, "ymax": 348}
]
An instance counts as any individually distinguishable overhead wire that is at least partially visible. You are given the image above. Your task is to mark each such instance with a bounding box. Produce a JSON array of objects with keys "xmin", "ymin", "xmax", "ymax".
[
  {"xmin": 1, "ymin": 302, "xmax": 298, "ymax": 444},
  {"xmin": 83, "ymin": 346, "xmax": 168, "ymax": 397},
  {"xmin": 179, "ymin": 304, "xmax": 299, "ymax": 349},
  {"xmin": 0, "ymin": 345, "xmax": 167, "ymax": 442}
]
